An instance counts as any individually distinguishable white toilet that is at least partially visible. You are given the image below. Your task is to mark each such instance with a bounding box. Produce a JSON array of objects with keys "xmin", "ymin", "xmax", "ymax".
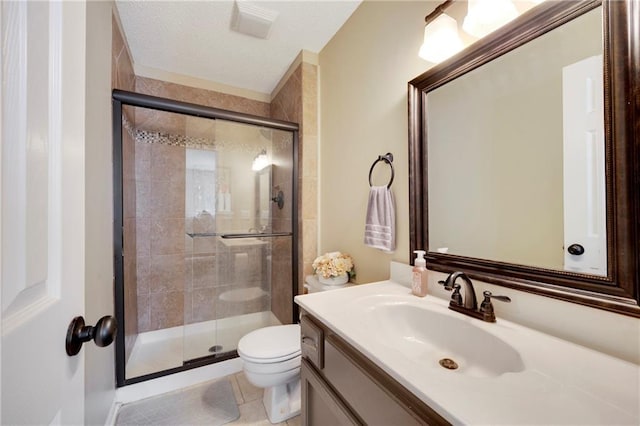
[{"xmin": 237, "ymin": 324, "xmax": 302, "ymax": 423}]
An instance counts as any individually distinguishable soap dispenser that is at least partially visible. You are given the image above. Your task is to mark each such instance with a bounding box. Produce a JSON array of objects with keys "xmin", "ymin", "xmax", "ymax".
[{"xmin": 412, "ymin": 250, "xmax": 428, "ymax": 297}]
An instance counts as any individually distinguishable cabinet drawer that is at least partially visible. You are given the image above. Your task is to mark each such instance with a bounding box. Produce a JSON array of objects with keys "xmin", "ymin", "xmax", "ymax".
[{"xmin": 300, "ymin": 315, "xmax": 324, "ymax": 369}]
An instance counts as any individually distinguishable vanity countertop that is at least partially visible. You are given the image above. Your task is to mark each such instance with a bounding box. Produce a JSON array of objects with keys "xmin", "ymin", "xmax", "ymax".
[{"xmin": 295, "ymin": 281, "xmax": 640, "ymax": 425}]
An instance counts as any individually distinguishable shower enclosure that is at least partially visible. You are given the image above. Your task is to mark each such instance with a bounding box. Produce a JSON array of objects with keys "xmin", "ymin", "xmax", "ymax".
[{"xmin": 113, "ymin": 90, "xmax": 298, "ymax": 386}]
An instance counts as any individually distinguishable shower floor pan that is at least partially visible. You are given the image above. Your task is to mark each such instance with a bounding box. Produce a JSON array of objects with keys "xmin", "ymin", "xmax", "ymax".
[{"xmin": 126, "ymin": 311, "xmax": 281, "ymax": 379}]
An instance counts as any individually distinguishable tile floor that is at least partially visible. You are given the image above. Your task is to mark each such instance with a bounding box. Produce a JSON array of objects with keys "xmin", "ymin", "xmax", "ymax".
[
  {"xmin": 229, "ymin": 372, "xmax": 301, "ymax": 426},
  {"xmin": 116, "ymin": 379, "xmax": 239, "ymax": 425},
  {"xmin": 117, "ymin": 371, "xmax": 301, "ymax": 426}
]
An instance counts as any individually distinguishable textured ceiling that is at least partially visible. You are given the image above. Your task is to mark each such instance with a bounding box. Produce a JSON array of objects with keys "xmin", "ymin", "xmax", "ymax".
[{"xmin": 116, "ymin": 0, "xmax": 362, "ymax": 95}]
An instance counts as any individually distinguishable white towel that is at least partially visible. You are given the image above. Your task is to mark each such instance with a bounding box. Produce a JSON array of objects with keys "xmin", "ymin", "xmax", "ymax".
[{"xmin": 364, "ymin": 186, "xmax": 395, "ymax": 252}]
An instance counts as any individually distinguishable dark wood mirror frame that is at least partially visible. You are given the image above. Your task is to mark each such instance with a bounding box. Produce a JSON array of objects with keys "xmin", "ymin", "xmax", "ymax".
[{"xmin": 408, "ymin": 0, "xmax": 639, "ymax": 317}]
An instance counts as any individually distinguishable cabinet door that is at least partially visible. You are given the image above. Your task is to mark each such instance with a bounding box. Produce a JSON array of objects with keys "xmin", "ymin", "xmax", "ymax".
[
  {"xmin": 323, "ymin": 338, "xmax": 426, "ymax": 425},
  {"xmin": 301, "ymin": 359, "xmax": 363, "ymax": 425}
]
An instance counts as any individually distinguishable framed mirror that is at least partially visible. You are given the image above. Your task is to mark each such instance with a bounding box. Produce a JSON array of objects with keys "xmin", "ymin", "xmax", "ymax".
[{"xmin": 408, "ymin": 0, "xmax": 639, "ymax": 316}]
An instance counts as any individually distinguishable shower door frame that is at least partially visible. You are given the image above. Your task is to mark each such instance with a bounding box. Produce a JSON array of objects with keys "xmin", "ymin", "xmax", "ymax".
[{"xmin": 112, "ymin": 89, "xmax": 300, "ymax": 387}]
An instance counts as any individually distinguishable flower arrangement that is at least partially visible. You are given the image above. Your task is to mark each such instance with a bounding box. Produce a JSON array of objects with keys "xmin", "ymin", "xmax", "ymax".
[{"xmin": 312, "ymin": 251, "xmax": 355, "ymax": 280}]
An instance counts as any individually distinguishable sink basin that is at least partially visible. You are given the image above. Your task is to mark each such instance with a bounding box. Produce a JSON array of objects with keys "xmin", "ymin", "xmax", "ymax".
[
  {"xmin": 296, "ymin": 281, "xmax": 640, "ymax": 424},
  {"xmin": 357, "ymin": 298, "xmax": 525, "ymax": 378}
]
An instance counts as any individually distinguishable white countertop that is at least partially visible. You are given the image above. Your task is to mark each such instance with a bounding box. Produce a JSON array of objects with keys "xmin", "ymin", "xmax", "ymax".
[{"xmin": 295, "ymin": 280, "xmax": 640, "ymax": 425}]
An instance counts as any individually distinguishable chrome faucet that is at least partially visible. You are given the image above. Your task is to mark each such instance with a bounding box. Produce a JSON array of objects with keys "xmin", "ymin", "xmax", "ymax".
[{"xmin": 438, "ymin": 272, "xmax": 511, "ymax": 322}]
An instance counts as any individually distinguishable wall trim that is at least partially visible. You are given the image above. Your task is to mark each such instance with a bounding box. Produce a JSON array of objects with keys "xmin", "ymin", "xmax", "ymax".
[{"xmin": 103, "ymin": 400, "xmax": 121, "ymax": 426}]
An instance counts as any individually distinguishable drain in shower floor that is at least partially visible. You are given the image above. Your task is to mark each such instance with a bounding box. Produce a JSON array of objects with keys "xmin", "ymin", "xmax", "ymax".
[{"xmin": 208, "ymin": 345, "xmax": 224, "ymax": 354}]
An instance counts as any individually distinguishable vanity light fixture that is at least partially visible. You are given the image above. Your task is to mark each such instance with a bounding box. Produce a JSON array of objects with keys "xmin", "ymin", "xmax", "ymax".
[
  {"xmin": 418, "ymin": 0, "xmax": 464, "ymax": 63},
  {"xmin": 462, "ymin": 0, "xmax": 518, "ymax": 38},
  {"xmin": 252, "ymin": 149, "xmax": 269, "ymax": 171}
]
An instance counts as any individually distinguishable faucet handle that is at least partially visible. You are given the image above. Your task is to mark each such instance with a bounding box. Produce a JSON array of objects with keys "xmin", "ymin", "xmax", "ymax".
[
  {"xmin": 479, "ymin": 291, "xmax": 511, "ymax": 322},
  {"xmin": 450, "ymin": 283, "xmax": 463, "ymax": 306},
  {"xmin": 482, "ymin": 291, "xmax": 511, "ymax": 303}
]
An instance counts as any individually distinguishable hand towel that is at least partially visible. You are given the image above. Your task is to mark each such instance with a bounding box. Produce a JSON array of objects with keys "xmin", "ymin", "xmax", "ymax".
[{"xmin": 364, "ymin": 186, "xmax": 396, "ymax": 252}]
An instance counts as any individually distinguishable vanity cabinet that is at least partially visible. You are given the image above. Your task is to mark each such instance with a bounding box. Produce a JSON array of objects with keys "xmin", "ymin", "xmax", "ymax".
[{"xmin": 300, "ymin": 312, "xmax": 449, "ymax": 425}]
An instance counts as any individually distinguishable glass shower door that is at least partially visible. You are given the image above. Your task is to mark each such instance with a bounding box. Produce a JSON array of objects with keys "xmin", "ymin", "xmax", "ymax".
[
  {"xmin": 114, "ymin": 89, "xmax": 298, "ymax": 385},
  {"xmin": 184, "ymin": 145, "xmax": 220, "ymax": 363},
  {"xmin": 182, "ymin": 120, "xmax": 294, "ymax": 363}
]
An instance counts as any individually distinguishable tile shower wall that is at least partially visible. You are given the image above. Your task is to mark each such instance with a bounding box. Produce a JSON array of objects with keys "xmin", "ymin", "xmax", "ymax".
[
  {"xmin": 136, "ymin": 76, "xmax": 271, "ymax": 119},
  {"xmin": 132, "ymin": 118, "xmax": 279, "ymax": 334},
  {"xmin": 185, "ymin": 121, "xmax": 272, "ymax": 324},
  {"xmin": 133, "ymin": 76, "xmax": 273, "ymax": 331},
  {"xmin": 271, "ymin": 60, "xmax": 319, "ymax": 322},
  {"xmin": 268, "ymin": 130, "xmax": 294, "ymax": 324},
  {"xmin": 112, "ymin": 11, "xmax": 137, "ymax": 362},
  {"xmin": 136, "ymin": 138, "xmax": 187, "ymax": 332}
]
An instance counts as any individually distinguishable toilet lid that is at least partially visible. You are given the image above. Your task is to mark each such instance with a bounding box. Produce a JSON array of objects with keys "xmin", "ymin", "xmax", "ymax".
[{"xmin": 238, "ymin": 324, "xmax": 301, "ymax": 363}]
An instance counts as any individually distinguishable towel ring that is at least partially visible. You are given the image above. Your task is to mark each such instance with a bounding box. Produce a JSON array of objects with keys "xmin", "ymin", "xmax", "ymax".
[{"xmin": 368, "ymin": 153, "xmax": 394, "ymax": 189}]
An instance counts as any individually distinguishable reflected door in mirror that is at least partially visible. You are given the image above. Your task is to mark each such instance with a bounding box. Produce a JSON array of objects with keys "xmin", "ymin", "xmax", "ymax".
[{"xmin": 562, "ymin": 54, "xmax": 606, "ymax": 276}]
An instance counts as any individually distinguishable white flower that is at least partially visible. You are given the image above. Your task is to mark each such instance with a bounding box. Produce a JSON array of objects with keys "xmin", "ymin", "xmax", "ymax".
[{"xmin": 312, "ymin": 252, "xmax": 355, "ymax": 279}]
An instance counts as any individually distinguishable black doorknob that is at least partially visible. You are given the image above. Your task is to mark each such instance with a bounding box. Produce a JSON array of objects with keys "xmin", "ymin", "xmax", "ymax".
[
  {"xmin": 567, "ymin": 244, "xmax": 585, "ymax": 256},
  {"xmin": 66, "ymin": 315, "xmax": 117, "ymax": 356}
]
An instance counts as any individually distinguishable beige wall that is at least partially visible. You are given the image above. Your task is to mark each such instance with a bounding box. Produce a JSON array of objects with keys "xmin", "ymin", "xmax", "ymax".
[
  {"xmin": 319, "ymin": 1, "xmax": 431, "ymax": 283},
  {"xmin": 319, "ymin": 2, "xmax": 639, "ymax": 367},
  {"xmin": 317, "ymin": 0, "xmax": 572, "ymax": 282}
]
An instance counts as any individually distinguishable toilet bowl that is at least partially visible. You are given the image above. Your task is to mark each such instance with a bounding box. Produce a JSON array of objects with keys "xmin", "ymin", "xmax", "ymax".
[{"xmin": 237, "ymin": 324, "xmax": 301, "ymax": 424}]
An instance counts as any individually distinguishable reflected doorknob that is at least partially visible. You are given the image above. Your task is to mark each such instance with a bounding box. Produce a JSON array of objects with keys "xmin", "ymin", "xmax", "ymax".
[
  {"xmin": 567, "ymin": 244, "xmax": 585, "ymax": 256},
  {"xmin": 66, "ymin": 315, "xmax": 117, "ymax": 356}
]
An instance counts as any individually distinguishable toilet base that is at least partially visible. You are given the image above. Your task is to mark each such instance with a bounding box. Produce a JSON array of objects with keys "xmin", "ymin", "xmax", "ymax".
[{"xmin": 263, "ymin": 377, "xmax": 301, "ymax": 424}]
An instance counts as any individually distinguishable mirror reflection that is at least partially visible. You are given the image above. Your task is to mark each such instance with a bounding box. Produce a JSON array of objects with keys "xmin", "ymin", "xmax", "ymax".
[{"xmin": 426, "ymin": 6, "xmax": 606, "ymax": 276}]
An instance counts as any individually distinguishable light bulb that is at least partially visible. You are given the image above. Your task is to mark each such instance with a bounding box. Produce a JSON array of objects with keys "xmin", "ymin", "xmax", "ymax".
[
  {"xmin": 419, "ymin": 13, "xmax": 464, "ymax": 63},
  {"xmin": 463, "ymin": 0, "xmax": 518, "ymax": 38}
]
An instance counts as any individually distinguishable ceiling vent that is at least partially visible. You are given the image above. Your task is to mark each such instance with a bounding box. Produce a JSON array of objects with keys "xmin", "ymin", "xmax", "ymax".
[{"xmin": 231, "ymin": 0, "xmax": 278, "ymax": 39}]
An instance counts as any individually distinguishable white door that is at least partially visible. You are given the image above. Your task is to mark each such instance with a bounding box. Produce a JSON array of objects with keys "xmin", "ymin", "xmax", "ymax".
[
  {"xmin": 562, "ymin": 54, "xmax": 606, "ymax": 276},
  {"xmin": 1, "ymin": 1, "xmax": 87, "ymax": 424}
]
